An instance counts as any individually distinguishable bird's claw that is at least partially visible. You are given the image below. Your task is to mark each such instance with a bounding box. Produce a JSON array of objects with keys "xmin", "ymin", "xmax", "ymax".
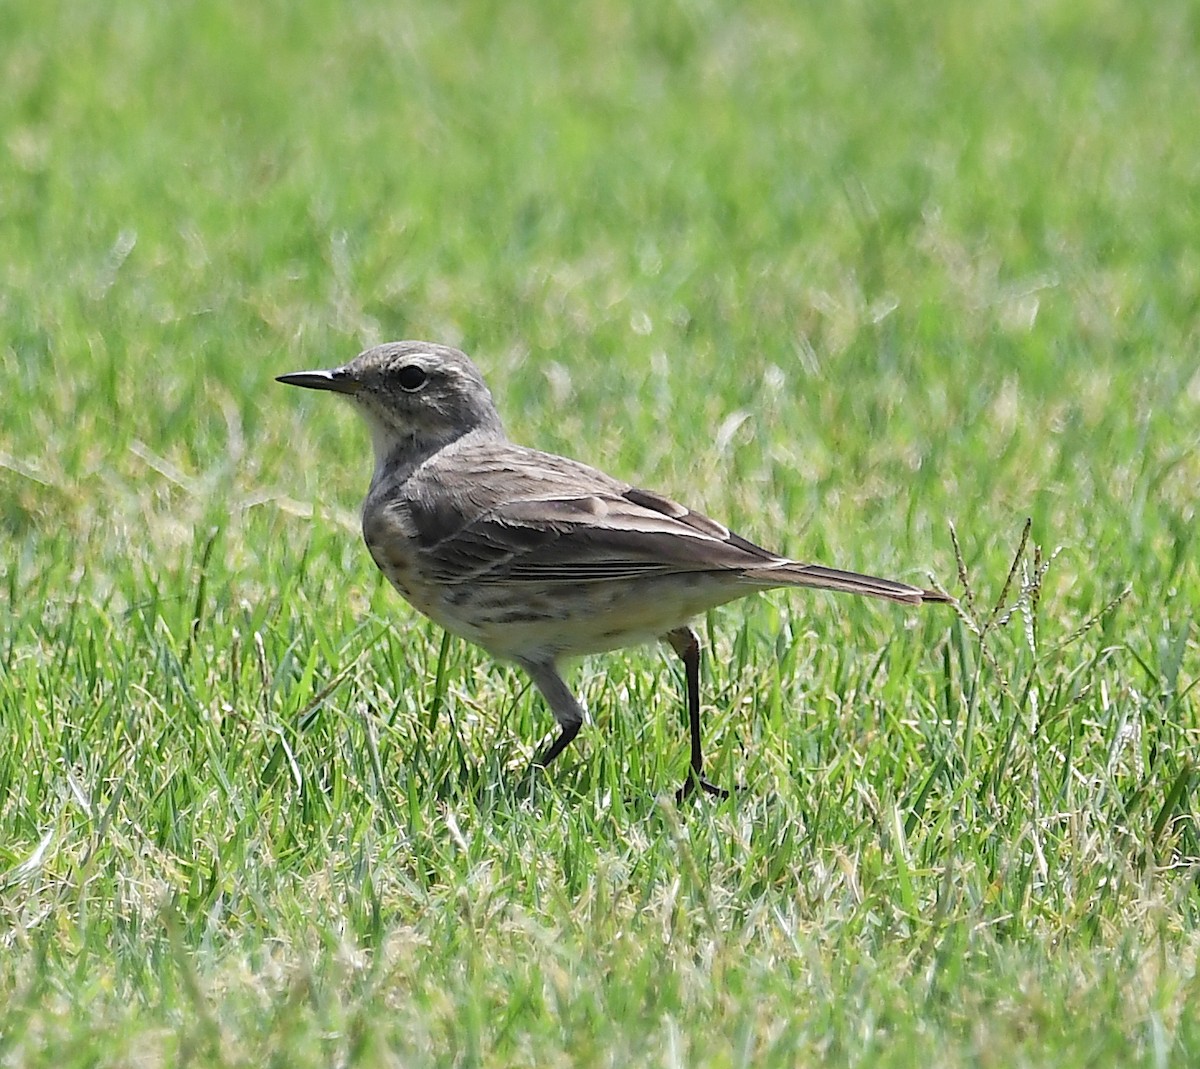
[{"xmin": 675, "ymin": 771, "xmax": 732, "ymax": 802}]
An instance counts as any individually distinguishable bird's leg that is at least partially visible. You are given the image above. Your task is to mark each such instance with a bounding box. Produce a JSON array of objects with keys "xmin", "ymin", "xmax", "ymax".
[
  {"xmin": 666, "ymin": 627, "xmax": 729, "ymax": 801},
  {"xmin": 532, "ymin": 720, "xmax": 582, "ymax": 768},
  {"xmin": 521, "ymin": 659, "xmax": 585, "ymax": 773}
]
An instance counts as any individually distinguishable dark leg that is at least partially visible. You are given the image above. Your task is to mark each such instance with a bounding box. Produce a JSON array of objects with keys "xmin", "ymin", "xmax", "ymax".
[
  {"xmin": 533, "ymin": 719, "xmax": 582, "ymax": 768},
  {"xmin": 666, "ymin": 627, "xmax": 729, "ymax": 801},
  {"xmin": 521, "ymin": 659, "xmax": 585, "ymax": 776}
]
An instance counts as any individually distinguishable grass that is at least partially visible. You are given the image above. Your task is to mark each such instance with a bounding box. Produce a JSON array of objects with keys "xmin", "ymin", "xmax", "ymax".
[{"xmin": 2, "ymin": 0, "xmax": 1198, "ymax": 1064}]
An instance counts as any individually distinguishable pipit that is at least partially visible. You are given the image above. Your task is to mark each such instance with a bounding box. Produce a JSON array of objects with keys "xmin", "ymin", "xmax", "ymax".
[{"xmin": 279, "ymin": 341, "xmax": 951, "ymax": 799}]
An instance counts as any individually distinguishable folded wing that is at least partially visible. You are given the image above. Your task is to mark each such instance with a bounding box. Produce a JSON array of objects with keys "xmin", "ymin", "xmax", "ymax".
[{"xmin": 411, "ymin": 484, "xmax": 947, "ymax": 605}]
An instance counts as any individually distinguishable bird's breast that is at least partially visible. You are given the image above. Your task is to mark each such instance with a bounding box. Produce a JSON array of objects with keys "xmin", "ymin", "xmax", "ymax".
[{"xmin": 363, "ymin": 505, "xmax": 429, "ymax": 605}]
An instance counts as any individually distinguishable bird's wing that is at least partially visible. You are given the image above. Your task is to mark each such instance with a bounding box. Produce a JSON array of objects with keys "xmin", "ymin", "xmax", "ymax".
[
  {"xmin": 410, "ymin": 485, "xmax": 784, "ymax": 584},
  {"xmin": 394, "ymin": 444, "xmax": 949, "ymax": 604}
]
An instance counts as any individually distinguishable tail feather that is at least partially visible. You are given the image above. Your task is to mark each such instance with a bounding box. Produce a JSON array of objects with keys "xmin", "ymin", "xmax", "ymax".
[{"xmin": 744, "ymin": 561, "xmax": 953, "ymax": 606}]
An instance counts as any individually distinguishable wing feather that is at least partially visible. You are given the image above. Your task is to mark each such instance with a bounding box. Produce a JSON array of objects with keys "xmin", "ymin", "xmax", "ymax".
[{"xmin": 415, "ymin": 487, "xmax": 782, "ymax": 584}]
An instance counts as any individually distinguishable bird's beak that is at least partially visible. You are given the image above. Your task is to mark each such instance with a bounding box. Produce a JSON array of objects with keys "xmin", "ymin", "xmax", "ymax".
[{"xmin": 275, "ymin": 368, "xmax": 361, "ymax": 395}]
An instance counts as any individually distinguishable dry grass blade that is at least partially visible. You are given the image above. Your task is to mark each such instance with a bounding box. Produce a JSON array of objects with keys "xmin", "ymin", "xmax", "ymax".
[
  {"xmin": 986, "ymin": 516, "xmax": 1031, "ymax": 635},
  {"xmin": 1049, "ymin": 585, "xmax": 1132, "ymax": 653},
  {"xmin": 948, "ymin": 520, "xmax": 976, "ymax": 621}
]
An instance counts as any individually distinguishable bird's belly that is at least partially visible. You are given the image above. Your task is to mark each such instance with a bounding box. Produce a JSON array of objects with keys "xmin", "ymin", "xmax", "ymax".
[{"xmin": 416, "ymin": 573, "xmax": 749, "ymax": 660}]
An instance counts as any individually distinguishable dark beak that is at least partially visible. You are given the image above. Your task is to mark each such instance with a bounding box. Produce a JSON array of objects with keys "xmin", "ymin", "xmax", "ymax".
[{"xmin": 275, "ymin": 368, "xmax": 360, "ymax": 395}]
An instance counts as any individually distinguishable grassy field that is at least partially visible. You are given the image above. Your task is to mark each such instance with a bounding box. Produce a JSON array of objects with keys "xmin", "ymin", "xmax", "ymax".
[{"xmin": 2, "ymin": 0, "xmax": 1198, "ymax": 1064}]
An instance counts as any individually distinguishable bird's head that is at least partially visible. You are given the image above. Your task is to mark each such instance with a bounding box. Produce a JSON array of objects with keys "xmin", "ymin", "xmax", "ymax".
[{"xmin": 278, "ymin": 341, "xmax": 505, "ymax": 474}]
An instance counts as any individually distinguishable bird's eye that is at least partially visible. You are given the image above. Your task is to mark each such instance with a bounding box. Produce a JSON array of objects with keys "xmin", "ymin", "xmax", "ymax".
[{"xmin": 396, "ymin": 364, "xmax": 427, "ymax": 391}]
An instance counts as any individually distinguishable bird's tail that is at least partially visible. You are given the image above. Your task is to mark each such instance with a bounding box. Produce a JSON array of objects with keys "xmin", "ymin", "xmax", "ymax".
[{"xmin": 743, "ymin": 561, "xmax": 953, "ymax": 606}]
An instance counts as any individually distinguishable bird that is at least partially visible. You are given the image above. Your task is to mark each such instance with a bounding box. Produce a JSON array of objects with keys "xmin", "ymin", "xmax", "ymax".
[{"xmin": 278, "ymin": 341, "xmax": 951, "ymax": 799}]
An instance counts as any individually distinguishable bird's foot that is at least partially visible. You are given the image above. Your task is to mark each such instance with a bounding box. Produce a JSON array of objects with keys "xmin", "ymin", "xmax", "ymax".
[{"xmin": 675, "ymin": 771, "xmax": 732, "ymax": 802}]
